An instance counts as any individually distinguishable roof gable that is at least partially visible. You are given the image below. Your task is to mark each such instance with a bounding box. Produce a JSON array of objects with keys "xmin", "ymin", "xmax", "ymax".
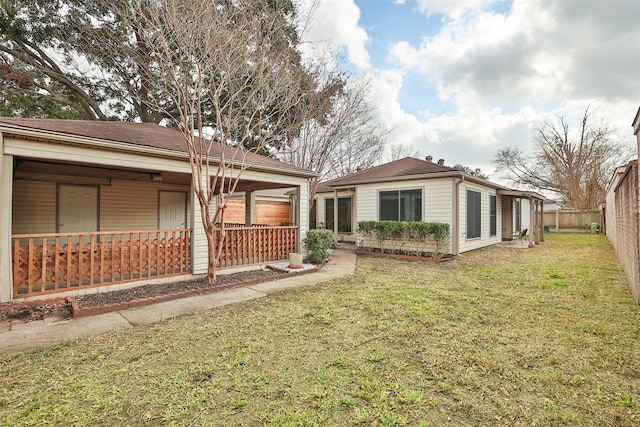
[{"xmin": 327, "ymin": 157, "xmax": 458, "ymax": 186}]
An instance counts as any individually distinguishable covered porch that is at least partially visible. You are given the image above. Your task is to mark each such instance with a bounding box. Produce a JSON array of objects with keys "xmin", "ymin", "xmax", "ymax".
[
  {"xmin": 7, "ymin": 160, "xmax": 301, "ymax": 300},
  {"xmin": 0, "ymin": 119, "xmax": 310, "ymax": 302},
  {"xmin": 497, "ymin": 190, "xmax": 546, "ymax": 248}
]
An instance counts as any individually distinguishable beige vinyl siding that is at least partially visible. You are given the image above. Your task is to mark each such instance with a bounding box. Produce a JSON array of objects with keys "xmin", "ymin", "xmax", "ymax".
[
  {"xmin": 314, "ymin": 196, "xmax": 327, "ymax": 228},
  {"xmin": 100, "ymin": 179, "xmax": 190, "ymax": 231},
  {"xmin": 355, "ymin": 178, "xmax": 454, "ymax": 224},
  {"xmin": 12, "ymin": 179, "xmax": 191, "ymax": 235},
  {"xmin": 354, "ymin": 178, "xmax": 456, "ymax": 252},
  {"xmin": 424, "ymin": 178, "xmax": 453, "ymax": 223},
  {"xmin": 297, "ymin": 181, "xmax": 309, "ymax": 248},
  {"xmin": 459, "ymin": 182, "xmax": 501, "ymax": 253},
  {"xmin": 12, "ymin": 181, "xmax": 57, "ymax": 234},
  {"xmin": 520, "ymin": 198, "xmax": 531, "ymax": 233},
  {"xmin": 191, "ymin": 172, "xmax": 211, "ymax": 275}
]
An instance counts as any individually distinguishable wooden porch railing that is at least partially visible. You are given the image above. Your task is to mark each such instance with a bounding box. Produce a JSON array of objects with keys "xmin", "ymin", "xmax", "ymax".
[
  {"xmin": 216, "ymin": 226, "xmax": 298, "ymax": 268},
  {"xmin": 11, "ymin": 229, "xmax": 192, "ymax": 297}
]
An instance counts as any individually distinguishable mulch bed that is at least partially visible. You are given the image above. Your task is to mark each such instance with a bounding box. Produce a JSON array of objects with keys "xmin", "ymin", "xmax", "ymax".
[
  {"xmin": 1, "ymin": 268, "xmax": 288, "ymax": 324},
  {"xmin": 75, "ymin": 269, "xmax": 283, "ymax": 308}
]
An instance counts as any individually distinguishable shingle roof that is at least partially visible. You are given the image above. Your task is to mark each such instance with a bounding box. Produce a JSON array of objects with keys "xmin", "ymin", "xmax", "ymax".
[
  {"xmin": 325, "ymin": 156, "xmax": 460, "ymax": 186},
  {"xmin": 0, "ymin": 117, "xmax": 315, "ymax": 177}
]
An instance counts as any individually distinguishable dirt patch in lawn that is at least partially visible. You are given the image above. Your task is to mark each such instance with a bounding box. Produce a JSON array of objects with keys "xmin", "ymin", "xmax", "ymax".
[{"xmin": 0, "ymin": 300, "xmax": 72, "ymax": 323}]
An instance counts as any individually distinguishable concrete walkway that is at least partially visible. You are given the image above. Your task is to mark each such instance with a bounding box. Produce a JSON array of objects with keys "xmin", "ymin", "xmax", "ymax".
[{"xmin": 0, "ymin": 246, "xmax": 357, "ymax": 355}]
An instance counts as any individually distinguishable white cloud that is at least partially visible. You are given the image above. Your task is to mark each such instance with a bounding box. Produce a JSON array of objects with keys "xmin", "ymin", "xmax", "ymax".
[
  {"xmin": 391, "ymin": 0, "xmax": 640, "ymax": 105},
  {"xmin": 415, "ymin": 0, "xmax": 504, "ymax": 19},
  {"xmin": 298, "ymin": 0, "xmax": 370, "ymax": 70},
  {"xmin": 299, "ymin": 0, "xmax": 640, "ymax": 175}
]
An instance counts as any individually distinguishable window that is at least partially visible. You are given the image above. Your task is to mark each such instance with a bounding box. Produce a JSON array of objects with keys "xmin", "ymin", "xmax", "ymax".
[
  {"xmin": 379, "ymin": 189, "xmax": 422, "ymax": 221},
  {"xmin": 325, "ymin": 197, "xmax": 352, "ymax": 233},
  {"xmin": 515, "ymin": 199, "xmax": 521, "ymax": 231},
  {"xmin": 466, "ymin": 190, "xmax": 481, "ymax": 239},
  {"xmin": 490, "ymin": 195, "xmax": 497, "ymax": 236},
  {"xmin": 309, "ymin": 202, "xmax": 317, "ymax": 229}
]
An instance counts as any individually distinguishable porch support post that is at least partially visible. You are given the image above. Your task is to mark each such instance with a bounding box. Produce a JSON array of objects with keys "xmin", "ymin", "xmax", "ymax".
[
  {"xmin": 0, "ymin": 135, "xmax": 13, "ymax": 302},
  {"xmin": 529, "ymin": 197, "xmax": 535, "ymax": 248},
  {"xmin": 298, "ymin": 182, "xmax": 308, "ymax": 253},
  {"xmin": 333, "ymin": 189, "xmax": 338, "ymax": 244},
  {"xmin": 245, "ymin": 190, "xmax": 256, "ymax": 226},
  {"xmin": 539, "ymin": 199, "xmax": 545, "ymax": 242},
  {"xmin": 191, "ymin": 171, "xmax": 209, "ymax": 275},
  {"xmin": 533, "ymin": 199, "xmax": 539, "ymax": 245}
]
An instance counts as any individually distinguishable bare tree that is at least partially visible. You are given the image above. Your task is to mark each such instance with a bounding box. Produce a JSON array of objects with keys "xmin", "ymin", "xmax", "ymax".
[
  {"xmin": 452, "ymin": 164, "xmax": 489, "ymax": 180},
  {"xmin": 385, "ymin": 143, "xmax": 421, "ymax": 163},
  {"xmin": 122, "ymin": 0, "xmax": 314, "ymax": 282},
  {"xmin": 278, "ymin": 73, "xmax": 389, "ymax": 204},
  {"xmin": 493, "ymin": 107, "xmax": 630, "ymax": 209}
]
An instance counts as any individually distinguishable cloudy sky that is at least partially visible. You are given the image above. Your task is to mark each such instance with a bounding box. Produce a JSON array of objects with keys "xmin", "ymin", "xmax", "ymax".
[{"xmin": 299, "ymin": 0, "xmax": 640, "ymax": 178}]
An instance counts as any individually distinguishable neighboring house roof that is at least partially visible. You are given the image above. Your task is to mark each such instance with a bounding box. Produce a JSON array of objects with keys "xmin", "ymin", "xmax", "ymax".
[
  {"xmin": 315, "ymin": 182, "xmax": 334, "ymax": 194},
  {"xmin": 607, "ymin": 162, "xmax": 634, "ymax": 193},
  {"xmin": 632, "ymin": 106, "xmax": 640, "ymax": 134},
  {"xmin": 322, "ymin": 156, "xmax": 509, "ymax": 190},
  {"xmin": 0, "ymin": 117, "xmax": 315, "ymax": 178}
]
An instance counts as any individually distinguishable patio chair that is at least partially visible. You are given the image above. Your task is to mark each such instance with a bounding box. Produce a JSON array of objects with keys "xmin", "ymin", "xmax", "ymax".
[{"xmin": 517, "ymin": 228, "xmax": 528, "ymax": 245}]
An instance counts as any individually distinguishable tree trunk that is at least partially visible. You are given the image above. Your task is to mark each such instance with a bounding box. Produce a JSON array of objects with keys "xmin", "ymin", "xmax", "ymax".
[{"xmin": 206, "ymin": 227, "xmax": 217, "ymax": 283}]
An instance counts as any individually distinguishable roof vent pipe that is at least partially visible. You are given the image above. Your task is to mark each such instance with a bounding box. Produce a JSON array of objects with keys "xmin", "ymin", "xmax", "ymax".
[
  {"xmin": 425, "ymin": 155, "xmax": 433, "ymax": 162},
  {"xmin": 437, "ymin": 158, "xmax": 445, "ymax": 166}
]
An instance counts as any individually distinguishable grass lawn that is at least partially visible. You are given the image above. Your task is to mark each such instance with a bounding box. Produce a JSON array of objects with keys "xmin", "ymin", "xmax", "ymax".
[{"xmin": 1, "ymin": 233, "xmax": 639, "ymax": 426}]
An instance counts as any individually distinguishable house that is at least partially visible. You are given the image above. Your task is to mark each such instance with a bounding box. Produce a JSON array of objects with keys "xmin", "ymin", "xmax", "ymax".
[
  {"xmin": 543, "ymin": 199, "xmax": 565, "ymax": 211},
  {"xmin": 0, "ymin": 118, "xmax": 313, "ymax": 303},
  {"xmin": 311, "ymin": 156, "xmax": 545, "ymax": 255}
]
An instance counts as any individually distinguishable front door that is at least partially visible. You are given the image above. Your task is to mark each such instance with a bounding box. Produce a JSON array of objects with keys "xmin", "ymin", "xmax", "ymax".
[
  {"xmin": 159, "ymin": 191, "xmax": 187, "ymax": 229},
  {"xmin": 58, "ymin": 185, "xmax": 98, "ymax": 233}
]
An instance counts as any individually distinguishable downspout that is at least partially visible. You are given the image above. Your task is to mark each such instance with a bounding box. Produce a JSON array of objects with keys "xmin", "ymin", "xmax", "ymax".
[{"xmin": 453, "ymin": 175, "xmax": 464, "ymax": 256}]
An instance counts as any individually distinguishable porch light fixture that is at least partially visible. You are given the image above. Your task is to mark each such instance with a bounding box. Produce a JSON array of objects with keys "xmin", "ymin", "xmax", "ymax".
[{"xmin": 150, "ymin": 173, "xmax": 163, "ymax": 181}]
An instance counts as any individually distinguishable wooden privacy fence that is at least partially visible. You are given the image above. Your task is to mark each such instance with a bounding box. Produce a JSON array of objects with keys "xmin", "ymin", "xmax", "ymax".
[
  {"xmin": 543, "ymin": 209, "xmax": 602, "ymax": 232},
  {"xmin": 12, "ymin": 229, "xmax": 192, "ymax": 297},
  {"xmin": 216, "ymin": 226, "xmax": 298, "ymax": 268}
]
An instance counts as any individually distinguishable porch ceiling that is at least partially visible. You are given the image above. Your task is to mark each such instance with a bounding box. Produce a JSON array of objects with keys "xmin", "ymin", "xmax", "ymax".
[
  {"xmin": 225, "ymin": 180, "xmax": 294, "ymax": 193},
  {"xmin": 14, "ymin": 159, "xmax": 299, "ymax": 191},
  {"xmin": 14, "ymin": 158, "xmax": 191, "ymax": 185}
]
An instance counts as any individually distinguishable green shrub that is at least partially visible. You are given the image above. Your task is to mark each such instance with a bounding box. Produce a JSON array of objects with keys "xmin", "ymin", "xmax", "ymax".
[
  {"xmin": 357, "ymin": 220, "xmax": 450, "ymax": 257},
  {"xmin": 303, "ymin": 229, "xmax": 334, "ymax": 264}
]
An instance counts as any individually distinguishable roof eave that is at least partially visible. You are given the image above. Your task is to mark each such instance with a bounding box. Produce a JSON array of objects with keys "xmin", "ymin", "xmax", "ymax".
[
  {"xmin": 632, "ymin": 106, "xmax": 640, "ymax": 134},
  {"xmin": 496, "ymin": 189, "xmax": 546, "ymax": 200},
  {"xmin": 327, "ymin": 171, "xmax": 509, "ymax": 190},
  {"xmin": 0, "ymin": 122, "xmax": 316, "ymax": 178}
]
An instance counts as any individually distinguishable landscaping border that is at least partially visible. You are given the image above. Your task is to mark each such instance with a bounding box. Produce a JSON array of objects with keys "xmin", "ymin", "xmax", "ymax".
[
  {"xmin": 69, "ymin": 266, "xmax": 320, "ymax": 318},
  {"xmin": 356, "ymin": 249, "xmax": 455, "ymax": 263}
]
